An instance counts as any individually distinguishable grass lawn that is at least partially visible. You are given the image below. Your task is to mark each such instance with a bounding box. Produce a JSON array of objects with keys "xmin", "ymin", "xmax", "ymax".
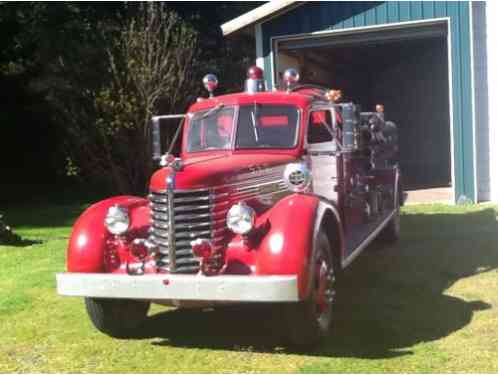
[{"xmin": 1, "ymin": 202, "xmax": 498, "ymax": 372}]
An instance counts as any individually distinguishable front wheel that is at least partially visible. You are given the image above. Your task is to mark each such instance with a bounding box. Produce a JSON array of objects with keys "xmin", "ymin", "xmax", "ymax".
[
  {"xmin": 85, "ymin": 297, "xmax": 150, "ymax": 338},
  {"xmin": 282, "ymin": 231, "xmax": 336, "ymax": 347}
]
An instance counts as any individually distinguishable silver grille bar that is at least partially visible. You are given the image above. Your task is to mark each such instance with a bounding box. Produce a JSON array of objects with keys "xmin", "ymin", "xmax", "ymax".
[
  {"xmin": 150, "ymin": 187, "xmax": 222, "ymax": 273},
  {"xmin": 149, "ymin": 164, "xmax": 291, "ymax": 274},
  {"xmin": 167, "ymin": 183, "xmax": 176, "ymax": 272}
]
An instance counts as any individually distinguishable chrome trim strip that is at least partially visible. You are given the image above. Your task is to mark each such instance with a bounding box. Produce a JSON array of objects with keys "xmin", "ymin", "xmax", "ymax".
[
  {"xmin": 341, "ymin": 209, "xmax": 396, "ymax": 269},
  {"xmin": 174, "ymin": 220, "xmax": 223, "ymax": 230},
  {"xmin": 229, "ymin": 188, "xmax": 289, "ymax": 203},
  {"xmin": 57, "ymin": 273, "xmax": 299, "ymax": 302},
  {"xmin": 152, "ymin": 114, "xmax": 186, "ymax": 121},
  {"xmin": 153, "ymin": 187, "xmax": 211, "ymax": 194},
  {"xmin": 218, "ymin": 171, "xmax": 285, "ymax": 189},
  {"xmin": 172, "ymin": 195, "xmax": 211, "ymax": 203},
  {"xmin": 233, "ymin": 178, "xmax": 285, "ymax": 192},
  {"xmin": 235, "ymin": 183, "xmax": 287, "ymax": 194},
  {"xmin": 151, "ymin": 166, "xmax": 288, "ymax": 195},
  {"xmin": 167, "ymin": 174, "xmax": 176, "ymax": 272},
  {"xmin": 153, "ymin": 221, "xmax": 169, "ymax": 230},
  {"xmin": 150, "ymin": 195, "xmax": 168, "ymax": 203},
  {"xmin": 153, "ymin": 211, "xmax": 223, "ymax": 222},
  {"xmin": 152, "ymin": 213, "xmax": 168, "ymax": 221},
  {"xmin": 151, "ymin": 233, "xmax": 225, "ymax": 244},
  {"xmin": 151, "ymin": 202, "xmax": 229, "ymax": 214},
  {"xmin": 151, "ymin": 203, "xmax": 168, "ymax": 212},
  {"xmin": 173, "ymin": 202, "xmax": 230, "ymax": 212},
  {"xmin": 153, "ymin": 221, "xmax": 215, "ymax": 231},
  {"xmin": 151, "ymin": 228, "xmax": 225, "ymax": 241}
]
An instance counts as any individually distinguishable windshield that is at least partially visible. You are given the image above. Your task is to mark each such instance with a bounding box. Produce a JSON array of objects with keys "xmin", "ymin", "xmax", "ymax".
[
  {"xmin": 185, "ymin": 104, "xmax": 299, "ymax": 153},
  {"xmin": 186, "ymin": 106, "xmax": 234, "ymax": 152}
]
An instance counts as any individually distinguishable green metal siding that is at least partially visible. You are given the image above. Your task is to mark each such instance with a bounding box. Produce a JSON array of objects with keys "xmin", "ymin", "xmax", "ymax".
[{"xmin": 261, "ymin": 1, "xmax": 475, "ymax": 202}]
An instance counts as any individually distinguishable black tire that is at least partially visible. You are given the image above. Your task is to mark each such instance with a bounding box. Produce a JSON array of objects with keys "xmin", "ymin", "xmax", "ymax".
[
  {"xmin": 85, "ymin": 297, "xmax": 150, "ymax": 338},
  {"xmin": 282, "ymin": 231, "xmax": 336, "ymax": 348}
]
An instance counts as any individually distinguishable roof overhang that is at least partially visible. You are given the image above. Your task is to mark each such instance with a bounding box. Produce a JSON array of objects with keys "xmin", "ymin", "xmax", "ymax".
[{"xmin": 221, "ymin": 1, "xmax": 303, "ymax": 37}]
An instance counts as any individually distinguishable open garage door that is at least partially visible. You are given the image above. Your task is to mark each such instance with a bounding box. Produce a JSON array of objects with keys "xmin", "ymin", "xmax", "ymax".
[{"xmin": 274, "ymin": 22, "xmax": 452, "ymax": 198}]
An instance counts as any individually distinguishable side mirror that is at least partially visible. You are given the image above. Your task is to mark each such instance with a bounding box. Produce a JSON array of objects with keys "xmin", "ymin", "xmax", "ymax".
[{"xmin": 150, "ymin": 114, "xmax": 186, "ymax": 165}]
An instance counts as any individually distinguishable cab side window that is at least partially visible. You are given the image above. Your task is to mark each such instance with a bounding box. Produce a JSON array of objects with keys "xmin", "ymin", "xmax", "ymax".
[{"xmin": 307, "ymin": 110, "xmax": 333, "ymax": 144}]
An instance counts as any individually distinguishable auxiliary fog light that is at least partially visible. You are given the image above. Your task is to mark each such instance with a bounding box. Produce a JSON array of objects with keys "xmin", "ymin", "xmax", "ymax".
[
  {"xmin": 226, "ymin": 202, "xmax": 256, "ymax": 235},
  {"xmin": 104, "ymin": 205, "xmax": 130, "ymax": 235},
  {"xmin": 191, "ymin": 238, "xmax": 213, "ymax": 259}
]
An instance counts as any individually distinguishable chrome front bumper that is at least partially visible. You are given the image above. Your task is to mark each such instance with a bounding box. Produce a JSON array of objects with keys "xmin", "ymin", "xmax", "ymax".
[{"xmin": 56, "ymin": 273, "xmax": 299, "ymax": 302}]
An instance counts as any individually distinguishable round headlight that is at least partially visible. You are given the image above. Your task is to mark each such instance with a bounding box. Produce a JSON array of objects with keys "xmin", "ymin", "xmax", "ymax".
[
  {"xmin": 105, "ymin": 205, "xmax": 130, "ymax": 235},
  {"xmin": 226, "ymin": 202, "xmax": 256, "ymax": 235},
  {"xmin": 283, "ymin": 162, "xmax": 312, "ymax": 192}
]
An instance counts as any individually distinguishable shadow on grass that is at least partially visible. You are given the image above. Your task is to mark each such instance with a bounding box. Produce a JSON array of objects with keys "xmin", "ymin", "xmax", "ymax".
[
  {"xmin": 0, "ymin": 238, "xmax": 44, "ymax": 247},
  {"xmin": 3, "ymin": 204, "xmax": 89, "ymax": 230},
  {"xmin": 140, "ymin": 208, "xmax": 497, "ymax": 358}
]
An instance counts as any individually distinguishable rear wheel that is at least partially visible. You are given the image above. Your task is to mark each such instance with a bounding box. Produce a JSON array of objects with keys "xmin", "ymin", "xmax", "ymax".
[
  {"xmin": 283, "ymin": 231, "xmax": 336, "ymax": 347},
  {"xmin": 85, "ymin": 297, "xmax": 150, "ymax": 338}
]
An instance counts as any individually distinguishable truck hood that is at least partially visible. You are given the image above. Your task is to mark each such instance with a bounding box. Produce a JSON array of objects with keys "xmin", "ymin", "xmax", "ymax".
[{"xmin": 150, "ymin": 153, "xmax": 296, "ymax": 191}]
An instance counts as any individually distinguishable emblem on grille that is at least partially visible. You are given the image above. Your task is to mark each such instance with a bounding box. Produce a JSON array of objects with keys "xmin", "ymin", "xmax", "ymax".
[
  {"xmin": 288, "ymin": 171, "xmax": 306, "ymax": 186},
  {"xmin": 283, "ymin": 162, "xmax": 311, "ymax": 193}
]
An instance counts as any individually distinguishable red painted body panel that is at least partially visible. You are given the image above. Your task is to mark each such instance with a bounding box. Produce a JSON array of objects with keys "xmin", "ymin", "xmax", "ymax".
[
  {"xmin": 224, "ymin": 194, "xmax": 319, "ymax": 299},
  {"xmin": 67, "ymin": 196, "xmax": 150, "ymax": 273},
  {"xmin": 150, "ymin": 153, "xmax": 296, "ymax": 191},
  {"xmin": 188, "ymin": 91, "xmax": 313, "ymax": 113},
  {"xmin": 255, "ymin": 194, "xmax": 318, "ymax": 299}
]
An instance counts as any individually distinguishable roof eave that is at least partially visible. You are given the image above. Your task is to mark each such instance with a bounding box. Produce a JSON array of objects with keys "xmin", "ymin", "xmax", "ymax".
[{"xmin": 221, "ymin": 1, "xmax": 303, "ymax": 37}]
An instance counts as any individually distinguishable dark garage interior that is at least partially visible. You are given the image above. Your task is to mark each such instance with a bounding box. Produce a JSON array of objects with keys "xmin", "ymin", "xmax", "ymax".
[{"xmin": 276, "ymin": 26, "xmax": 451, "ymax": 191}]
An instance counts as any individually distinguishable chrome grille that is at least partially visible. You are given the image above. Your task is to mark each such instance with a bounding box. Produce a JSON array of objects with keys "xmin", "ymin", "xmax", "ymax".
[
  {"xmin": 148, "ymin": 164, "xmax": 291, "ymax": 274},
  {"xmin": 149, "ymin": 189, "xmax": 229, "ymax": 273}
]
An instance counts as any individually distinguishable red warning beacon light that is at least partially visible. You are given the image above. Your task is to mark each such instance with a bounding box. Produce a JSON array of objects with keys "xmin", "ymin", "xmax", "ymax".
[
  {"xmin": 245, "ymin": 66, "xmax": 266, "ymax": 93},
  {"xmin": 247, "ymin": 66, "xmax": 264, "ymax": 80}
]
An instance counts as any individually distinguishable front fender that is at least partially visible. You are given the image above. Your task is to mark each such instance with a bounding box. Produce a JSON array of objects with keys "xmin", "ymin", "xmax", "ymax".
[
  {"xmin": 255, "ymin": 194, "xmax": 319, "ymax": 299},
  {"xmin": 224, "ymin": 194, "xmax": 343, "ymax": 300},
  {"xmin": 67, "ymin": 196, "xmax": 150, "ymax": 273}
]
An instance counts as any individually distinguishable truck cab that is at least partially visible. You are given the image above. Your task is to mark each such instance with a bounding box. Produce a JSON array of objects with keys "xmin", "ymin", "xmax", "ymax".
[{"xmin": 57, "ymin": 66, "xmax": 401, "ymax": 346}]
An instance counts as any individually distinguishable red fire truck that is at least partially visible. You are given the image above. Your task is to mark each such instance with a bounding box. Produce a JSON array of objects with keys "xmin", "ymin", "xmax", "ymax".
[{"xmin": 57, "ymin": 66, "xmax": 402, "ymax": 346}]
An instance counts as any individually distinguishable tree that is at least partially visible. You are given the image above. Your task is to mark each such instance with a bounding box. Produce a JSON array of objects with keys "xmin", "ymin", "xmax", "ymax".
[
  {"xmin": 0, "ymin": 3, "xmax": 126, "ymax": 200},
  {"xmin": 0, "ymin": 3, "xmax": 260, "ymax": 200},
  {"xmin": 69, "ymin": 4, "xmax": 200, "ymax": 194}
]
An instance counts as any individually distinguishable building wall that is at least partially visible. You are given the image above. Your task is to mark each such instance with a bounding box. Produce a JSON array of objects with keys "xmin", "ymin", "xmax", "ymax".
[
  {"xmin": 472, "ymin": 2, "xmax": 490, "ymax": 201},
  {"xmin": 258, "ymin": 1, "xmax": 477, "ymax": 203},
  {"xmin": 486, "ymin": 1, "xmax": 498, "ymax": 202}
]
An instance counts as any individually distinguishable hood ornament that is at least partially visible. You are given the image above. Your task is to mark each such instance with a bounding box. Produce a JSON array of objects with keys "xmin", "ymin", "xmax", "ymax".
[{"xmin": 160, "ymin": 154, "xmax": 184, "ymax": 171}]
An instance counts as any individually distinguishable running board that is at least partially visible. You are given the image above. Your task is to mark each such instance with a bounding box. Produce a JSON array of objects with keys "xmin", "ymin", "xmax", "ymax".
[{"xmin": 341, "ymin": 209, "xmax": 396, "ymax": 269}]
